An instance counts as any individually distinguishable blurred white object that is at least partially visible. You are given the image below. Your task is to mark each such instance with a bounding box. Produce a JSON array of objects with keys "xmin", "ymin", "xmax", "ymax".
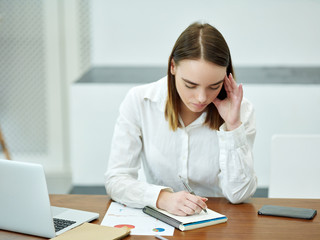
[{"xmin": 269, "ymin": 134, "xmax": 320, "ymax": 198}]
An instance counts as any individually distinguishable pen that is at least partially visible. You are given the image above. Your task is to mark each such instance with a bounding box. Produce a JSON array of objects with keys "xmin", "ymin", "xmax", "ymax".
[
  {"xmin": 155, "ymin": 234, "xmax": 169, "ymax": 240},
  {"xmin": 179, "ymin": 175, "xmax": 207, "ymax": 213}
]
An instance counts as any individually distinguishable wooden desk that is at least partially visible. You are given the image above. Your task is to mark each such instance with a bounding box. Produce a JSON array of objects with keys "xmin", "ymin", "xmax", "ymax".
[{"xmin": 0, "ymin": 195, "xmax": 319, "ymax": 239}]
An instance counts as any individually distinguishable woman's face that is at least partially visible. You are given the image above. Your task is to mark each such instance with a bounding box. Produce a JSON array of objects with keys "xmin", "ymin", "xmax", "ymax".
[{"xmin": 171, "ymin": 59, "xmax": 226, "ymax": 114}]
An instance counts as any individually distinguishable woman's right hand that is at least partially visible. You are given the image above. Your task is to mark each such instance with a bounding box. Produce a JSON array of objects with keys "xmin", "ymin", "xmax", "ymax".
[{"xmin": 156, "ymin": 190, "xmax": 208, "ymax": 216}]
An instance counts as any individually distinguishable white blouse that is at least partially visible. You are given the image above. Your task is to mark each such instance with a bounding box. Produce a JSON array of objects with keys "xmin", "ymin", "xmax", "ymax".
[{"xmin": 105, "ymin": 76, "xmax": 257, "ymax": 208}]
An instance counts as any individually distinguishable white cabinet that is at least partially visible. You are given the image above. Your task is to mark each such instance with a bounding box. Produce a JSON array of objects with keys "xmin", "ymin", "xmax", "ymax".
[{"xmin": 70, "ymin": 83, "xmax": 138, "ymax": 185}]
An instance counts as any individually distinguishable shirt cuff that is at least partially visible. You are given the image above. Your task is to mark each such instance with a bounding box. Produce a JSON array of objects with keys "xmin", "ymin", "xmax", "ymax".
[
  {"xmin": 217, "ymin": 123, "xmax": 247, "ymax": 149},
  {"xmin": 143, "ymin": 185, "xmax": 173, "ymax": 208}
]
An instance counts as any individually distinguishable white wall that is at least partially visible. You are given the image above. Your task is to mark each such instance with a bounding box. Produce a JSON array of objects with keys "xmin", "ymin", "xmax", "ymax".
[
  {"xmin": 71, "ymin": 83, "xmax": 320, "ymax": 187},
  {"xmin": 69, "ymin": 0, "xmax": 320, "ymax": 188},
  {"xmin": 91, "ymin": 0, "xmax": 320, "ymax": 66}
]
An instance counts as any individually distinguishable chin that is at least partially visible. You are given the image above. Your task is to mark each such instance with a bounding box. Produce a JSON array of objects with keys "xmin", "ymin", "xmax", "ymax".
[{"xmin": 189, "ymin": 105, "xmax": 207, "ymax": 113}]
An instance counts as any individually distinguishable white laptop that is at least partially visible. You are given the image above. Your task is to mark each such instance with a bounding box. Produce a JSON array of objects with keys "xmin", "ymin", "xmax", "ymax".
[{"xmin": 0, "ymin": 159, "xmax": 99, "ymax": 238}]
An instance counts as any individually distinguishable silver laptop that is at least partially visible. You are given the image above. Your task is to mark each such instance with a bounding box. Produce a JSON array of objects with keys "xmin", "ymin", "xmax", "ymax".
[{"xmin": 0, "ymin": 159, "xmax": 99, "ymax": 238}]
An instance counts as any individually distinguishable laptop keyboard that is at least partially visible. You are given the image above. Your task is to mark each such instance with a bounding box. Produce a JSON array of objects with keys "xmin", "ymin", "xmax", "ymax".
[{"xmin": 53, "ymin": 218, "xmax": 76, "ymax": 232}]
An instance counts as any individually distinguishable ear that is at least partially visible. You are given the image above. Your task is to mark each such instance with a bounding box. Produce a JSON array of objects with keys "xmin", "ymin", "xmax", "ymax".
[{"xmin": 170, "ymin": 59, "xmax": 176, "ymax": 75}]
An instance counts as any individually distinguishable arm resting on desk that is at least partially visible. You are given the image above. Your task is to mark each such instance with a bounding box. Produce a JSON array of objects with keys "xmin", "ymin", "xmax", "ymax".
[{"xmin": 217, "ymin": 99, "xmax": 257, "ymax": 204}]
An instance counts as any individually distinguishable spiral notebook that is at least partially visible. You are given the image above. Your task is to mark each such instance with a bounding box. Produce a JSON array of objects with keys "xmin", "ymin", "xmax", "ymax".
[{"xmin": 143, "ymin": 206, "xmax": 227, "ymax": 231}]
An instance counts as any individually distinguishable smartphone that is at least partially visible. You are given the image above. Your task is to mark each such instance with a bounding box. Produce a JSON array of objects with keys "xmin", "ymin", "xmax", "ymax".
[
  {"xmin": 217, "ymin": 83, "xmax": 226, "ymax": 100},
  {"xmin": 258, "ymin": 205, "xmax": 317, "ymax": 220}
]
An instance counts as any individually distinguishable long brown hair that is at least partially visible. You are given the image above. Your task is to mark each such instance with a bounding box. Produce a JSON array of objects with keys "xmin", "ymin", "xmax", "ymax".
[{"xmin": 165, "ymin": 22, "xmax": 234, "ymax": 131}]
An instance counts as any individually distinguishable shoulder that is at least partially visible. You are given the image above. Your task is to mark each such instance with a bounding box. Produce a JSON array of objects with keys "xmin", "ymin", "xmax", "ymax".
[
  {"xmin": 124, "ymin": 76, "xmax": 167, "ymax": 109},
  {"xmin": 128, "ymin": 76, "xmax": 167, "ymax": 100},
  {"xmin": 120, "ymin": 76, "xmax": 167, "ymax": 111}
]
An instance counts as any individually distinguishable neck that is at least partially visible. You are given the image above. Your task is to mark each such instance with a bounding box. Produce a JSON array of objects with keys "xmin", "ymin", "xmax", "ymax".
[{"xmin": 179, "ymin": 102, "xmax": 203, "ymax": 127}]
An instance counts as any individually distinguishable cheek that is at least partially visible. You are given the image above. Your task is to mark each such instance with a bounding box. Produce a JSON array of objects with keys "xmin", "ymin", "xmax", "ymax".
[
  {"xmin": 211, "ymin": 85, "xmax": 224, "ymax": 100},
  {"xmin": 208, "ymin": 90, "xmax": 221, "ymax": 101},
  {"xmin": 175, "ymin": 81, "xmax": 183, "ymax": 96},
  {"xmin": 178, "ymin": 89, "xmax": 193, "ymax": 103},
  {"xmin": 176, "ymin": 81, "xmax": 190, "ymax": 100}
]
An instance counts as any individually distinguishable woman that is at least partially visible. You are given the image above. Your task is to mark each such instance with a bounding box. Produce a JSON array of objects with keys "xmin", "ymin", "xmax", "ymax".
[{"xmin": 105, "ymin": 22, "xmax": 257, "ymax": 216}]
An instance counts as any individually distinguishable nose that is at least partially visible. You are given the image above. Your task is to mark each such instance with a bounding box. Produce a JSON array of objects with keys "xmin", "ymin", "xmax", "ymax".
[{"xmin": 197, "ymin": 89, "xmax": 207, "ymax": 103}]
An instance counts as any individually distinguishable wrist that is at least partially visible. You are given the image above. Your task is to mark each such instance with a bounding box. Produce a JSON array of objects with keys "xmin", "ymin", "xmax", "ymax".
[
  {"xmin": 156, "ymin": 190, "xmax": 171, "ymax": 209},
  {"xmin": 225, "ymin": 121, "xmax": 242, "ymax": 131}
]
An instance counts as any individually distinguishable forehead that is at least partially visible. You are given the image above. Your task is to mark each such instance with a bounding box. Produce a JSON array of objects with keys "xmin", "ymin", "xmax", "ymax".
[{"xmin": 176, "ymin": 59, "xmax": 226, "ymax": 84}]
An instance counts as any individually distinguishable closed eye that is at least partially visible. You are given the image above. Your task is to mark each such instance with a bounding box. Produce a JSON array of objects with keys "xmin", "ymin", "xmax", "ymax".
[
  {"xmin": 182, "ymin": 77, "xmax": 224, "ymax": 90},
  {"xmin": 209, "ymin": 86, "xmax": 220, "ymax": 90},
  {"xmin": 185, "ymin": 84, "xmax": 196, "ymax": 89}
]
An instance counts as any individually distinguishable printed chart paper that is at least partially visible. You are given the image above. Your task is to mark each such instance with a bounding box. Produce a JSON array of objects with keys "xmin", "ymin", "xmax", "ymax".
[{"xmin": 101, "ymin": 202, "xmax": 174, "ymax": 236}]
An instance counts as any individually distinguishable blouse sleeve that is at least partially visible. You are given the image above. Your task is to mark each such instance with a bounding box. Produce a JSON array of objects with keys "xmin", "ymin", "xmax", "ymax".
[
  {"xmin": 104, "ymin": 88, "xmax": 172, "ymax": 208},
  {"xmin": 217, "ymin": 98, "xmax": 258, "ymax": 204}
]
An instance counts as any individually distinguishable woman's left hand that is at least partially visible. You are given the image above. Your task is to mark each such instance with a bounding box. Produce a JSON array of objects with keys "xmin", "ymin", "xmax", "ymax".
[{"xmin": 212, "ymin": 73, "xmax": 242, "ymax": 131}]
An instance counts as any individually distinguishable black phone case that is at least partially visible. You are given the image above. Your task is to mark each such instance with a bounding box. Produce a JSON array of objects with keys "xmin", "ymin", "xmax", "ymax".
[
  {"xmin": 258, "ymin": 205, "xmax": 317, "ymax": 220},
  {"xmin": 217, "ymin": 83, "xmax": 226, "ymax": 100}
]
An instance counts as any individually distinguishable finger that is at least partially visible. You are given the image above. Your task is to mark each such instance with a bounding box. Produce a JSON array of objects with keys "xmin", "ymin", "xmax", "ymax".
[
  {"xmin": 230, "ymin": 80, "xmax": 242, "ymax": 100},
  {"xmin": 229, "ymin": 73, "xmax": 235, "ymax": 81},
  {"xmin": 180, "ymin": 204, "xmax": 197, "ymax": 215},
  {"xmin": 239, "ymin": 83, "xmax": 243, "ymax": 101},
  {"xmin": 183, "ymin": 198, "xmax": 200, "ymax": 212},
  {"xmin": 224, "ymin": 75, "xmax": 232, "ymax": 93},
  {"xmin": 195, "ymin": 196, "xmax": 208, "ymax": 209},
  {"xmin": 228, "ymin": 73, "xmax": 238, "ymax": 91},
  {"xmin": 223, "ymin": 79, "xmax": 233, "ymax": 99},
  {"xmin": 225, "ymin": 75, "xmax": 238, "ymax": 95},
  {"xmin": 229, "ymin": 73, "xmax": 236, "ymax": 83},
  {"xmin": 198, "ymin": 198, "xmax": 208, "ymax": 211},
  {"xmin": 201, "ymin": 197, "xmax": 208, "ymax": 202},
  {"xmin": 186, "ymin": 195, "xmax": 208, "ymax": 212},
  {"xmin": 228, "ymin": 76, "xmax": 243, "ymax": 99},
  {"xmin": 185, "ymin": 204, "xmax": 202, "ymax": 215},
  {"xmin": 176, "ymin": 209, "xmax": 188, "ymax": 216}
]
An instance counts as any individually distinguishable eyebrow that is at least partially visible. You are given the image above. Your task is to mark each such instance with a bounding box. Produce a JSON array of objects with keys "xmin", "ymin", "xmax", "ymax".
[{"xmin": 182, "ymin": 78, "xmax": 224, "ymax": 86}]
